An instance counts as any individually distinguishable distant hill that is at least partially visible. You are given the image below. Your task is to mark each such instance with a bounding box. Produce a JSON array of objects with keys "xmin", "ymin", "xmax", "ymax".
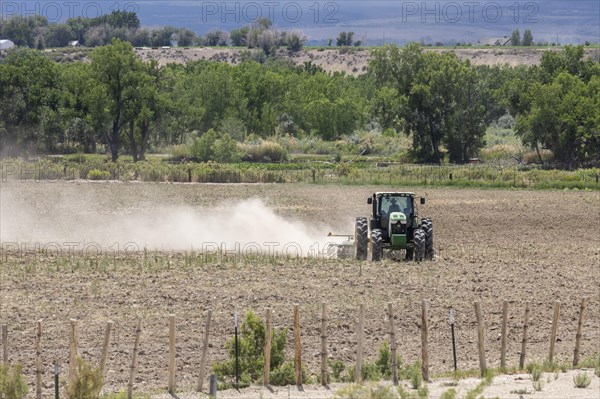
[
  {"xmin": 2, "ymin": 1, "xmax": 598, "ymax": 45},
  {"xmin": 131, "ymin": 0, "xmax": 599, "ymax": 44}
]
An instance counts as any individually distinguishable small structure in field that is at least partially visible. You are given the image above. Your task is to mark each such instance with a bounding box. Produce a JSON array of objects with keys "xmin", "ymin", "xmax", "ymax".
[{"xmin": 0, "ymin": 39, "xmax": 15, "ymax": 50}]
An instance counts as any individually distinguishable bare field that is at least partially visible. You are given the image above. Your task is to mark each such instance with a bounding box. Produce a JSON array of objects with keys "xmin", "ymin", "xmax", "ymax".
[
  {"xmin": 132, "ymin": 47, "xmax": 600, "ymax": 74},
  {"xmin": 0, "ymin": 182, "xmax": 599, "ymax": 397}
]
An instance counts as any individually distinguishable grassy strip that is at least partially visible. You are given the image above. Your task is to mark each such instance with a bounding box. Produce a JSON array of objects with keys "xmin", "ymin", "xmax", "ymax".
[{"xmin": 2, "ymin": 158, "xmax": 599, "ymax": 190}]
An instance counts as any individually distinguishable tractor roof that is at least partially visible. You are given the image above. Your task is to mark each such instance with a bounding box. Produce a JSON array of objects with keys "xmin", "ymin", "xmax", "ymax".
[{"xmin": 375, "ymin": 192, "xmax": 415, "ymax": 196}]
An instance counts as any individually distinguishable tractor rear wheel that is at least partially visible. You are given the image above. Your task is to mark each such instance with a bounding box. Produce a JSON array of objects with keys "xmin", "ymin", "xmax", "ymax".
[
  {"xmin": 355, "ymin": 217, "xmax": 368, "ymax": 260},
  {"xmin": 421, "ymin": 218, "xmax": 434, "ymax": 259},
  {"xmin": 371, "ymin": 229, "xmax": 383, "ymax": 261},
  {"xmin": 414, "ymin": 229, "xmax": 425, "ymax": 262}
]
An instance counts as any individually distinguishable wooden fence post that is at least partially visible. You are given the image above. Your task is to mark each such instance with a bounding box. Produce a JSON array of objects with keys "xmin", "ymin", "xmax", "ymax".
[
  {"xmin": 519, "ymin": 302, "xmax": 530, "ymax": 370},
  {"xmin": 293, "ymin": 304, "xmax": 302, "ymax": 386},
  {"xmin": 128, "ymin": 319, "xmax": 142, "ymax": 399},
  {"xmin": 474, "ymin": 302, "xmax": 487, "ymax": 377},
  {"xmin": 263, "ymin": 308, "xmax": 272, "ymax": 386},
  {"xmin": 197, "ymin": 309, "xmax": 212, "ymax": 392},
  {"xmin": 69, "ymin": 319, "xmax": 78, "ymax": 384},
  {"xmin": 100, "ymin": 321, "xmax": 114, "ymax": 376},
  {"xmin": 320, "ymin": 303, "xmax": 328, "ymax": 386},
  {"xmin": 35, "ymin": 320, "xmax": 42, "ymax": 399},
  {"xmin": 387, "ymin": 303, "xmax": 398, "ymax": 386},
  {"xmin": 500, "ymin": 301, "xmax": 509, "ymax": 370},
  {"xmin": 2, "ymin": 324, "xmax": 8, "ymax": 364},
  {"xmin": 549, "ymin": 302, "xmax": 560, "ymax": 363},
  {"xmin": 573, "ymin": 299, "xmax": 587, "ymax": 367},
  {"xmin": 168, "ymin": 314, "xmax": 176, "ymax": 394},
  {"xmin": 355, "ymin": 304, "xmax": 364, "ymax": 383},
  {"xmin": 421, "ymin": 301, "xmax": 429, "ymax": 381}
]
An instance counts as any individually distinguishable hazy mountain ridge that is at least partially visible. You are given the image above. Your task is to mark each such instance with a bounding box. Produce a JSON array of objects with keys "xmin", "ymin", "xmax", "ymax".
[{"xmin": 1, "ymin": 1, "xmax": 598, "ymax": 44}]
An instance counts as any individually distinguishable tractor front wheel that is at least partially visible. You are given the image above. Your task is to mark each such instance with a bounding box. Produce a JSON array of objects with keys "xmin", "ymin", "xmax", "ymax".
[
  {"xmin": 414, "ymin": 229, "xmax": 425, "ymax": 262},
  {"xmin": 371, "ymin": 229, "xmax": 383, "ymax": 261},
  {"xmin": 355, "ymin": 217, "xmax": 368, "ymax": 260}
]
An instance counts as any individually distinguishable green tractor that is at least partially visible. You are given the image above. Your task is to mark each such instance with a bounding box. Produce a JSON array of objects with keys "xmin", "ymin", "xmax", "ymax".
[{"xmin": 355, "ymin": 192, "xmax": 434, "ymax": 261}]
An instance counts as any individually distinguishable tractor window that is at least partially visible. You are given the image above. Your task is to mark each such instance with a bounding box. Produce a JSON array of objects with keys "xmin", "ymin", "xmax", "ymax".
[{"xmin": 380, "ymin": 196, "xmax": 411, "ymax": 217}]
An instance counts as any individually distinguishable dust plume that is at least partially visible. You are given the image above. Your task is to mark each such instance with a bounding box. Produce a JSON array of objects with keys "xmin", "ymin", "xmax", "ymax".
[{"xmin": 1, "ymin": 186, "xmax": 344, "ymax": 257}]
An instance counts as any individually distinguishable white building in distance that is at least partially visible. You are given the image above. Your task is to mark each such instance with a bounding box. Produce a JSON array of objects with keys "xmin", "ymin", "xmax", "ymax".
[{"xmin": 0, "ymin": 39, "xmax": 15, "ymax": 50}]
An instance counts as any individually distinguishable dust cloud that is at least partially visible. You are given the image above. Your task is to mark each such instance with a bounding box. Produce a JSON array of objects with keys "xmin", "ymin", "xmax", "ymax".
[{"xmin": 1, "ymin": 188, "xmax": 345, "ymax": 257}]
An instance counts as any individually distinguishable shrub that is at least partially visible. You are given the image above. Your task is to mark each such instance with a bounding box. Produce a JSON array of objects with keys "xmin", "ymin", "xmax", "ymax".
[
  {"xmin": 240, "ymin": 141, "xmax": 287, "ymax": 162},
  {"xmin": 573, "ymin": 372, "xmax": 591, "ymax": 388},
  {"xmin": 0, "ymin": 364, "xmax": 28, "ymax": 399},
  {"xmin": 191, "ymin": 129, "xmax": 218, "ymax": 162},
  {"xmin": 335, "ymin": 384, "xmax": 398, "ymax": 399},
  {"xmin": 167, "ymin": 144, "xmax": 191, "ymax": 161},
  {"xmin": 409, "ymin": 364, "xmax": 423, "ymax": 389},
  {"xmin": 375, "ymin": 342, "xmax": 392, "ymax": 379},
  {"xmin": 269, "ymin": 361, "xmax": 312, "ymax": 386},
  {"xmin": 531, "ymin": 367, "xmax": 542, "ymax": 381},
  {"xmin": 66, "ymin": 357, "xmax": 104, "ymax": 399},
  {"xmin": 397, "ymin": 384, "xmax": 428, "ymax": 399},
  {"xmin": 329, "ymin": 360, "xmax": 346, "ymax": 382},
  {"xmin": 213, "ymin": 134, "xmax": 241, "ymax": 163},
  {"xmin": 440, "ymin": 389, "xmax": 457, "ymax": 399},
  {"xmin": 87, "ymin": 169, "xmax": 110, "ymax": 180},
  {"xmin": 212, "ymin": 310, "xmax": 287, "ymax": 384}
]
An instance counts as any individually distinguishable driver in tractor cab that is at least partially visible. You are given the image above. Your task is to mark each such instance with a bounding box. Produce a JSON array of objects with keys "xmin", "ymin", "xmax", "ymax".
[{"xmin": 389, "ymin": 198, "xmax": 401, "ymax": 214}]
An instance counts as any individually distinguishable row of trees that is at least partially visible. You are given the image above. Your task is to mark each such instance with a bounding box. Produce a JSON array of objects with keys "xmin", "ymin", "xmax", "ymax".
[
  {"xmin": 0, "ymin": 40, "xmax": 598, "ymax": 167},
  {"xmin": 511, "ymin": 29, "xmax": 534, "ymax": 46},
  {"xmin": 0, "ymin": 13, "xmax": 306, "ymax": 52}
]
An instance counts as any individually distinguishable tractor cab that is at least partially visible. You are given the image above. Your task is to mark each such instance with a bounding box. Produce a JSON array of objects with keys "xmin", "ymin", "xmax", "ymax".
[{"xmin": 368, "ymin": 192, "xmax": 420, "ymax": 236}]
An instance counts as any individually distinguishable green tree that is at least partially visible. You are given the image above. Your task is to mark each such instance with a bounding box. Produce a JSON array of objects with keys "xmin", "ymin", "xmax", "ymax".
[
  {"xmin": 88, "ymin": 38, "xmax": 141, "ymax": 161},
  {"xmin": 44, "ymin": 24, "xmax": 75, "ymax": 48},
  {"xmin": 122, "ymin": 60, "xmax": 164, "ymax": 161},
  {"xmin": 2, "ymin": 15, "xmax": 48, "ymax": 47},
  {"xmin": 177, "ymin": 28, "xmax": 197, "ymax": 46},
  {"xmin": 336, "ymin": 31, "xmax": 354, "ymax": 46},
  {"xmin": 522, "ymin": 29, "xmax": 533, "ymax": 46},
  {"xmin": 515, "ymin": 73, "xmax": 600, "ymax": 168},
  {"xmin": 511, "ymin": 28, "xmax": 521, "ymax": 46},
  {"xmin": 0, "ymin": 48, "xmax": 61, "ymax": 155},
  {"xmin": 60, "ymin": 62, "xmax": 103, "ymax": 153},
  {"xmin": 230, "ymin": 26, "xmax": 249, "ymax": 46},
  {"xmin": 369, "ymin": 43, "xmax": 488, "ymax": 163},
  {"xmin": 286, "ymin": 31, "xmax": 305, "ymax": 52},
  {"xmin": 205, "ymin": 30, "xmax": 228, "ymax": 46}
]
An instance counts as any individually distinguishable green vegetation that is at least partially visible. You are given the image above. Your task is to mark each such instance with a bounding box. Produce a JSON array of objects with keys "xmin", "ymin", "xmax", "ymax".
[
  {"xmin": 465, "ymin": 370, "xmax": 495, "ymax": 399},
  {"xmin": 66, "ymin": 357, "xmax": 104, "ymax": 399},
  {"xmin": 1, "ymin": 29, "xmax": 598, "ymax": 172},
  {"xmin": 324, "ymin": 344, "xmax": 426, "ymax": 393},
  {"xmin": 335, "ymin": 384, "xmax": 399, "ymax": 399},
  {"xmin": 211, "ymin": 309, "xmax": 308, "ymax": 388},
  {"xmin": 0, "ymin": 364, "xmax": 28, "ymax": 399},
  {"xmin": 573, "ymin": 372, "xmax": 592, "ymax": 388},
  {"xmin": 440, "ymin": 389, "xmax": 457, "ymax": 399}
]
